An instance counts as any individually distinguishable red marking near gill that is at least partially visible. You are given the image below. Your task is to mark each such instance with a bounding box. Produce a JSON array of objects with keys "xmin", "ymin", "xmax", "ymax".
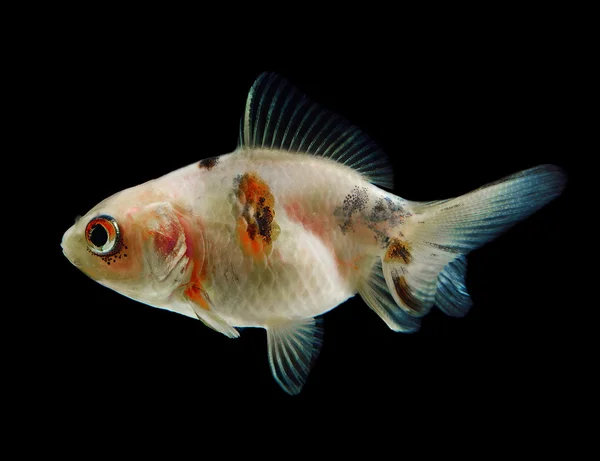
[
  {"xmin": 149, "ymin": 225, "xmax": 179, "ymax": 257},
  {"xmin": 176, "ymin": 212, "xmax": 196, "ymax": 261},
  {"xmin": 176, "ymin": 211, "xmax": 211, "ymax": 310}
]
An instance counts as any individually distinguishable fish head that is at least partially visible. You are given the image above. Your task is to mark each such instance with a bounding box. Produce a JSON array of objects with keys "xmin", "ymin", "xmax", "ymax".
[{"xmin": 61, "ymin": 183, "xmax": 192, "ymax": 304}]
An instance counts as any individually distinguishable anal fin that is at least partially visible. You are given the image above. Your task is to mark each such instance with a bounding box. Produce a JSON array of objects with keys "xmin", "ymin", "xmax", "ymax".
[
  {"xmin": 266, "ymin": 317, "xmax": 324, "ymax": 395},
  {"xmin": 381, "ymin": 237, "xmax": 453, "ymax": 318},
  {"xmin": 359, "ymin": 257, "xmax": 421, "ymax": 332}
]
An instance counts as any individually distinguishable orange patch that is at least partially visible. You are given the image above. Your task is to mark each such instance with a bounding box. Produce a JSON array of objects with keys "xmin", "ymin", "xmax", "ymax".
[
  {"xmin": 184, "ymin": 272, "xmax": 210, "ymax": 310},
  {"xmin": 237, "ymin": 218, "xmax": 262, "ymax": 255},
  {"xmin": 238, "ymin": 173, "xmax": 274, "ymax": 209},
  {"xmin": 236, "ymin": 173, "xmax": 279, "ymax": 257},
  {"xmin": 384, "ymin": 238, "xmax": 412, "ymax": 264}
]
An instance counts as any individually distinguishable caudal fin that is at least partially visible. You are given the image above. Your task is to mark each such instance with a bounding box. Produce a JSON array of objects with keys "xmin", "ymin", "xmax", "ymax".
[{"xmin": 360, "ymin": 165, "xmax": 567, "ymax": 331}]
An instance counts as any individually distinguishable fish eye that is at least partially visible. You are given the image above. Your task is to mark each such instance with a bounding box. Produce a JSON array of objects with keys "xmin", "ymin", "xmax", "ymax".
[{"xmin": 85, "ymin": 215, "xmax": 122, "ymax": 256}]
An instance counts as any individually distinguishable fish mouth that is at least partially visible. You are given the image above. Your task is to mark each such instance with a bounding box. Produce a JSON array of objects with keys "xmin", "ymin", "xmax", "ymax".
[
  {"xmin": 62, "ymin": 247, "xmax": 81, "ymax": 267},
  {"xmin": 61, "ymin": 226, "xmax": 82, "ymax": 268},
  {"xmin": 61, "ymin": 244, "xmax": 81, "ymax": 268}
]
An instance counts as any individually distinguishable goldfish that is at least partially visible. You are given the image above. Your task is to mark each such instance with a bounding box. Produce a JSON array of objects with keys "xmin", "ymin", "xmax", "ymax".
[{"xmin": 61, "ymin": 72, "xmax": 567, "ymax": 395}]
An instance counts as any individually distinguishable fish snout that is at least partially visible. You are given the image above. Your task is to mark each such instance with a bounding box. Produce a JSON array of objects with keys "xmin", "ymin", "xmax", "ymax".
[{"xmin": 61, "ymin": 225, "xmax": 82, "ymax": 267}]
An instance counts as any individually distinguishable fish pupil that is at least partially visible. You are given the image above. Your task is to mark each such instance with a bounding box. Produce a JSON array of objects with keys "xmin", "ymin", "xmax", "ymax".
[{"xmin": 90, "ymin": 224, "xmax": 108, "ymax": 248}]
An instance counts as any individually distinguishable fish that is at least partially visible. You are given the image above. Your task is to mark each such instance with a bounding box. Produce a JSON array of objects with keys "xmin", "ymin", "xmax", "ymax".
[{"xmin": 61, "ymin": 72, "xmax": 567, "ymax": 395}]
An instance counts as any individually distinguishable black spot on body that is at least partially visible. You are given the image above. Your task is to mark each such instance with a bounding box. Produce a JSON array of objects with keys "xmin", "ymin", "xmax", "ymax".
[
  {"xmin": 235, "ymin": 172, "xmax": 279, "ymax": 250},
  {"xmin": 365, "ymin": 196, "xmax": 411, "ymax": 245},
  {"xmin": 343, "ymin": 187, "xmax": 368, "ymax": 212},
  {"xmin": 371, "ymin": 229, "xmax": 390, "ymax": 248},
  {"xmin": 198, "ymin": 156, "xmax": 219, "ymax": 170},
  {"xmin": 338, "ymin": 186, "xmax": 368, "ymax": 233},
  {"xmin": 247, "ymin": 222, "xmax": 258, "ymax": 240},
  {"xmin": 256, "ymin": 205, "xmax": 274, "ymax": 244},
  {"xmin": 370, "ymin": 198, "xmax": 388, "ymax": 221}
]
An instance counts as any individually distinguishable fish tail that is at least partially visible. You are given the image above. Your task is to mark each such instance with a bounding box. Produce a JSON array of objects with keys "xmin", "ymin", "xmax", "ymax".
[{"xmin": 358, "ymin": 164, "xmax": 567, "ymax": 332}]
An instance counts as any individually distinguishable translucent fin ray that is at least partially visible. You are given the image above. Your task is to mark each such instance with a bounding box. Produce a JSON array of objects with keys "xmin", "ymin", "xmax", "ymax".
[
  {"xmin": 359, "ymin": 257, "xmax": 421, "ymax": 332},
  {"xmin": 407, "ymin": 165, "xmax": 568, "ymax": 253},
  {"xmin": 266, "ymin": 317, "xmax": 324, "ymax": 395},
  {"xmin": 240, "ymin": 72, "xmax": 394, "ymax": 188},
  {"xmin": 435, "ymin": 255, "xmax": 473, "ymax": 317},
  {"xmin": 380, "ymin": 165, "xmax": 566, "ymax": 319},
  {"xmin": 189, "ymin": 303, "xmax": 240, "ymax": 339}
]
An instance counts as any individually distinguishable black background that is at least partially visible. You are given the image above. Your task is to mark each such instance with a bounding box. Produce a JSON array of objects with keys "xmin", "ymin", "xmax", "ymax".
[{"xmin": 20, "ymin": 8, "xmax": 590, "ymax": 450}]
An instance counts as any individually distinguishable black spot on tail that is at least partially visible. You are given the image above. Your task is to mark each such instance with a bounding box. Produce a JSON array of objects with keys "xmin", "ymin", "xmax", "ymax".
[
  {"xmin": 385, "ymin": 238, "xmax": 412, "ymax": 264},
  {"xmin": 424, "ymin": 242, "xmax": 463, "ymax": 253},
  {"xmin": 391, "ymin": 269, "xmax": 425, "ymax": 315}
]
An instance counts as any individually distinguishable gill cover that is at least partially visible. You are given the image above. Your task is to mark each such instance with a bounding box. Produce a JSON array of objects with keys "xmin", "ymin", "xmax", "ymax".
[{"xmin": 138, "ymin": 202, "xmax": 189, "ymax": 282}]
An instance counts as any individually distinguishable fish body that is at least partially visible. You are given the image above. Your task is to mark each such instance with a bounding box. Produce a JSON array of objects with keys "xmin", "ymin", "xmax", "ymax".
[
  {"xmin": 178, "ymin": 150, "xmax": 383, "ymax": 326},
  {"xmin": 61, "ymin": 73, "xmax": 567, "ymax": 394}
]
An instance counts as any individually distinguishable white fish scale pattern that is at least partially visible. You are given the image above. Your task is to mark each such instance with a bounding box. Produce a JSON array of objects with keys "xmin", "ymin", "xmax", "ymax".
[
  {"xmin": 218, "ymin": 237, "xmax": 339, "ymax": 326},
  {"xmin": 201, "ymin": 158, "xmax": 360, "ymax": 326},
  {"xmin": 174, "ymin": 150, "xmax": 384, "ymax": 328}
]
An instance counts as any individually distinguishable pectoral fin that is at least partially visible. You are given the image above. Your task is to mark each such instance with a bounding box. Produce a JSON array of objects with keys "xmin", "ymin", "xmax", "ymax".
[
  {"xmin": 266, "ymin": 317, "xmax": 324, "ymax": 395},
  {"xmin": 189, "ymin": 301, "xmax": 240, "ymax": 339}
]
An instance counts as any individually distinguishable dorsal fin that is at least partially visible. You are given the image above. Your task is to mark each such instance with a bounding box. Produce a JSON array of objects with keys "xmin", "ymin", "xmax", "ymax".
[{"xmin": 239, "ymin": 72, "xmax": 394, "ymax": 189}]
